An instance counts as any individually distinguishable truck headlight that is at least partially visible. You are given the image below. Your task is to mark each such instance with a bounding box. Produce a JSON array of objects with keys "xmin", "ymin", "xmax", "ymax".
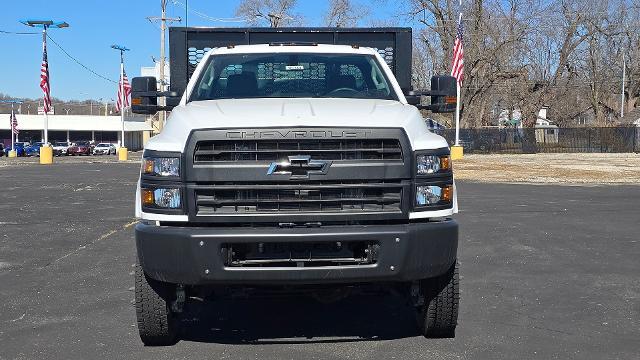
[
  {"xmin": 141, "ymin": 188, "xmax": 181, "ymax": 209},
  {"xmin": 143, "ymin": 157, "xmax": 180, "ymax": 177},
  {"xmin": 416, "ymin": 154, "xmax": 451, "ymax": 175},
  {"xmin": 416, "ymin": 185, "xmax": 452, "ymax": 206}
]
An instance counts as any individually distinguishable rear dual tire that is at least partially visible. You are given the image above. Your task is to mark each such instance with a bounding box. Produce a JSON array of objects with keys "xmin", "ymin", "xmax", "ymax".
[
  {"xmin": 134, "ymin": 264, "xmax": 177, "ymax": 346},
  {"xmin": 416, "ymin": 262, "xmax": 460, "ymax": 338}
]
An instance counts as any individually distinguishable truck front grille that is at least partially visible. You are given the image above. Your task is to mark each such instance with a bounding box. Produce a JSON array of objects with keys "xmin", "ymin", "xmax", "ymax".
[
  {"xmin": 194, "ymin": 182, "xmax": 403, "ymax": 215},
  {"xmin": 193, "ymin": 139, "xmax": 402, "ymax": 163}
]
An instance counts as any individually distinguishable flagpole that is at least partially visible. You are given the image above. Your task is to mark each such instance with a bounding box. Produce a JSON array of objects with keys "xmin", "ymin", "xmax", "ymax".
[
  {"xmin": 455, "ymin": 80, "xmax": 460, "ymax": 146},
  {"xmin": 454, "ymin": 9, "xmax": 462, "ymax": 147},
  {"xmin": 450, "ymin": 3, "xmax": 464, "ymax": 160},
  {"xmin": 20, "ymin": 19, "xmax": 68, "ymax": 164},
  {"xmin": 120, "ymin": 52, "xmax": 125, "ymax": 149},
  {"xmin": 11, "ymin": 103, "xmax": 15, "ymax": 154},
  {"xmin": 42, "ymin": 27, "xmax": 49, "ymax": 145},
  {"xmin": 112, "ymin": 44, "xmax": 130, "ymax": 161}
]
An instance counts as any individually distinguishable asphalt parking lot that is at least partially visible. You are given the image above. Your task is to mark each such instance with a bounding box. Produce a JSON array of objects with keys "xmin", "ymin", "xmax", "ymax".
[{"xmin": 0, "ymin": 159, "xmax": 638, "ymax": 359}]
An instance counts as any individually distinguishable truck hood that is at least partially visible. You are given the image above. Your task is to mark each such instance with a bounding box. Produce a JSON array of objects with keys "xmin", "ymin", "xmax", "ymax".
[{"xmin": 146, "ymin": 98, "xmax": 449, "ymax": 152}]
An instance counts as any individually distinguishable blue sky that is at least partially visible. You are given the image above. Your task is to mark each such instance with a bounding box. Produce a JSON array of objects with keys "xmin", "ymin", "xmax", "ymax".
[{"xmin": 0, "ymin": 0, "xmax": 407, "ymax": 101}]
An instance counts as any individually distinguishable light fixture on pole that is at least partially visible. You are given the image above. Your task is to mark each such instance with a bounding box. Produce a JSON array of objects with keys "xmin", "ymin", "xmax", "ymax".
[
  {"xmin": 111, "ymin": 44, "xmax": 130, "ymax": 161},
  {"xmin": 21, "ymin": 19, "xmax": 69, "ymax": 165}
]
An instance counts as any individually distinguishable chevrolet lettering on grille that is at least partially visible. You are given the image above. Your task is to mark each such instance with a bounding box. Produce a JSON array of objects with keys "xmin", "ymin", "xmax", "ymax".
[{"xmin": 267, "ymin": 155, "xmax": 332, "ymax": 179}]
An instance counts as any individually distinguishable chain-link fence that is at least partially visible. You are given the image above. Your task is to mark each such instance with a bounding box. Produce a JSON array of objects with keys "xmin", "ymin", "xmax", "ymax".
[{"xmin": 437, "ymin": 127, "xmax": 640, "ymax": 154}]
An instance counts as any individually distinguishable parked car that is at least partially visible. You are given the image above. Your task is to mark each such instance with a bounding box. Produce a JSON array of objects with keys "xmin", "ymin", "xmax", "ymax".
[
  {"xmin": 3, "ymin": 143, "xmax": 26, "ymax": 157},
  {"xmin": 68, "ymin": 141, "xmax": 92, "ymax": 156},
  {"xmin": 93, "ymin": 143, "xmax": 116, "ymax": 155},
  {"xmin": 53, "ymin": 141, "xmax": 71, "ymax": 156},
  {"xmin": 24, "ymin": 142, "xmax": 45, "ymax": 157}
]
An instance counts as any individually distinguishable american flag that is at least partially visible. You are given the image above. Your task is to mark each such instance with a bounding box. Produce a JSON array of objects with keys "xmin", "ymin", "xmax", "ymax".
[
  {"xmin": 10, "ymin": 110, "xmax": 19, "ymax": 135},
  {"xmin": 116, "ymin": 69, "xmax": 131, "ymax": 112},
  {"xmin": 40, "ymin": 35, "xmax": 52, "ymax": 114},
  {"xmin": 451, "ymin": 14, "xmax": 464, "ymax": 86}
]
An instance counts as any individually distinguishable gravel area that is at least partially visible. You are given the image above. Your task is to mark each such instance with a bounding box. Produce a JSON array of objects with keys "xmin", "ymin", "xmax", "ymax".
[{"xmin": 454, "ymin": 153, "xmax": 640, "ymax": 184}]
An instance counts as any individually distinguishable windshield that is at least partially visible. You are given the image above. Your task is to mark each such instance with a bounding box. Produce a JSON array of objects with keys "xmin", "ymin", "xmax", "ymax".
[{"xmin": 190, "ymin": 53, "xmax": 397, "ymax": 101}]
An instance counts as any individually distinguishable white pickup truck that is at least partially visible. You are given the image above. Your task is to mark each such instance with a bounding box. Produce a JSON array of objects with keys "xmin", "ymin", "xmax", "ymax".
[{"xmin": 131, "ymin": 27, "xmax": 459, "ymax": 346}]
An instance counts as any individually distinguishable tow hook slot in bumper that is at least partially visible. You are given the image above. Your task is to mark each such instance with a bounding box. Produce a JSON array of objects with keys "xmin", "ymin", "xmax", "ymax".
[
  {"xmin": 222, "ymin": 241, "xmax": 380, "ymax": 268},
  {"xmin": 278, "ymin": 222, "xmax": 323, "ymax": 228}
]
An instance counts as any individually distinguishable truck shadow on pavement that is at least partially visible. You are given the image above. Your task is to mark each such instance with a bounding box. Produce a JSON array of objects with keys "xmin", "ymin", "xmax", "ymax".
[{"xmin": 178, "ymin": 293, "xmax": 420, "ymax": 344}]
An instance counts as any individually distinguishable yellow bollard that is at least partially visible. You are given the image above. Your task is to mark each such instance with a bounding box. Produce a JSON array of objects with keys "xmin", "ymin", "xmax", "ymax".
[
  {"xmin": 40, "ymin": 145, "xmax": 54, "ymax": 165},
  {"xmin": 450, "ymin": 145, "xmax": 464, "ymax": 160},
  {"xmin": 118, "ymin": 147, "xmax": 128, "ymax": 161},
  {"xmin": 8, "ymin": 150, "xmax": 17, "ymax": 158}
]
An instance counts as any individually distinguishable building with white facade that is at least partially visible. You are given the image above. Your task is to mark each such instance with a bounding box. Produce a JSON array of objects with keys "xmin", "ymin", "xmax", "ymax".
[{"xmin": 1, "ymin": 114, "xmax": 152, "ymax": 150}]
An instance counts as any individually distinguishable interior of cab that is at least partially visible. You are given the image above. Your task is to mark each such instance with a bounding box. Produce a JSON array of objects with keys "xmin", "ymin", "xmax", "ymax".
[{"xmin": 191, "ymin": 53, "xmax": 396, "ymax": 101}]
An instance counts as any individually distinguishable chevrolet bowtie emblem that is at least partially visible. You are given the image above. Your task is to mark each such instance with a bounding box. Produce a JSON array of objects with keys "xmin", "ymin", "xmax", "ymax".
[{"xmin": 267, "ymin": 155, "xmax": 332, "ymax": 179}]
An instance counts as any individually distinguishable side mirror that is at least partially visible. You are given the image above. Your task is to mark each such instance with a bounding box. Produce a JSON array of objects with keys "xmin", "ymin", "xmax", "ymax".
[
  {"xmin": 131, "ymin": 77, "xmax": 159, "ymax": 115},
  {"xmin": 404, "ymin": 91, "xmax": 422, "ymax": 106},
  {"xmin": 430, "ymin": 76, "xmax": 457, "ymax": 113}
]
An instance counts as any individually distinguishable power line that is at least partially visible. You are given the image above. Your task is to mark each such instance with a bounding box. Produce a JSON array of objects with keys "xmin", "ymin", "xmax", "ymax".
[
  {"xmin": 45, "ymin": 34, "xmax": 117, "ymax": 84},
  {"xmin": 0, "ymin": 29, "xmax": 39, "ymax": 35},
  {"xmin": 170, "ymin": 0, "xmax": 246, "ymax": 23}
]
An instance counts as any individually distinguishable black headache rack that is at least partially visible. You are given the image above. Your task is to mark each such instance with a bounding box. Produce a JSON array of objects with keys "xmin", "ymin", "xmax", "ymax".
[{"xmin": 168, "ymin": 27, "xmax": 414, "ymax": 99}]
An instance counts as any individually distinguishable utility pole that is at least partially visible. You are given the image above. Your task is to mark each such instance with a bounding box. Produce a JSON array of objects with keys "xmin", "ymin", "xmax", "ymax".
[
  {"xmin": 621, "ymin": 51, "xmax": 626, "ymax": 118},
  {"xmin": 147, "ymin": 0, "xmax": 181, "ymax": 134}
]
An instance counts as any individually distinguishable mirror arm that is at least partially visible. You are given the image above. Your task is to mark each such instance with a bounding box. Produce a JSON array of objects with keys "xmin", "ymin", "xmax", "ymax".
[
  {"xmin": 135, "ymin": 91, "xmax": 179, "ymax": 98},
  {"xmin": 411, "ymin": 89, "xmax": 454, "ymax": 97},
  {"xmin": 158, "ymin": 91, "xmax": 179, "ymax": 97}
]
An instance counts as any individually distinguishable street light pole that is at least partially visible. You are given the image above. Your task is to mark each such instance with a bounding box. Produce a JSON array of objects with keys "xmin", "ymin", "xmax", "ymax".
[
  {"xmin": 111, "ymin": 44, "xmax": 130, "ymax": 160},
  {"xmin": 21, "ymin": 19, "xmax": 68, "ymax": 165}
]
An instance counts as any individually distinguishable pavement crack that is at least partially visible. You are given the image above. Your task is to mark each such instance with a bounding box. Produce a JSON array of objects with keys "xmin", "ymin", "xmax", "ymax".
[
  {"xmin": 38, "ymin": 219, "xmax": 137, "ymax": 269},
  {"xmin": 9, "ymin": 312, "xmax": 26, "ymax": 322}
]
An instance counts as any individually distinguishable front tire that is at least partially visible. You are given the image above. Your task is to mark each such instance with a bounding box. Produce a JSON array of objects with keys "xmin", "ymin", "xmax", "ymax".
[
  {"xmin": 134, "ymin": 264, "xmax": 177, "ymax": 346},
  {"xmin": 416, "ymin": 262, "xmax": 459, "ymax": 338}
]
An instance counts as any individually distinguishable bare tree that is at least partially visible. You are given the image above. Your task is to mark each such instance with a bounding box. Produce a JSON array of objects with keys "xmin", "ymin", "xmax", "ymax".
[
  {"xmin": 410, "ymin": 0, "xmax": 535, "ymax": 127},
  {"xmin": 404, "ymin": 0, "xmax": 640, "ymax": 129},
  {"xmin": 619, "ymin": 2, "xmax": 640, "ymax": 118},
  {"xmin": 324, "ymin": 0, "xmax": 369, "ymax": 27},
  {"xmin": 235, "ymin": 0, "xmax": 300, "ymax": 27}
]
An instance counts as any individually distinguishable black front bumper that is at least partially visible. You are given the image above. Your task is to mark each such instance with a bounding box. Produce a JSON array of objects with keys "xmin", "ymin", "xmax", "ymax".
[{"xmin": 135, "ymin": 220, "xmax": 458, "ymax": 285}]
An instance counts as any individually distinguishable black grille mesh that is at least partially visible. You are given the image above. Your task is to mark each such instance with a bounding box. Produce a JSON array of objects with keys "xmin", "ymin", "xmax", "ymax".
[
  {"xmin": 194, "ymin": 139, "xmax": 402, "ymax": 163},
  {"xmin": 195, "ymin": 182, "xmax": 403, "ymax": 215}
]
